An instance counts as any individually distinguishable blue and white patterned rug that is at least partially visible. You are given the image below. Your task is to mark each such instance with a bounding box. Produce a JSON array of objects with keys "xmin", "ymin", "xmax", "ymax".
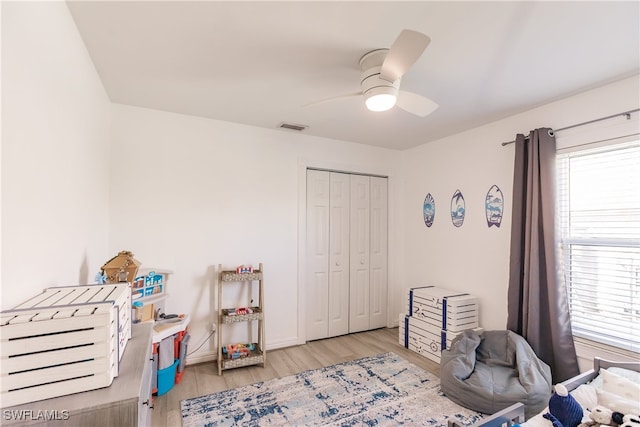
[{"xmin": 181, "ymin": 352, "xmax": 484, "ymax": 426}]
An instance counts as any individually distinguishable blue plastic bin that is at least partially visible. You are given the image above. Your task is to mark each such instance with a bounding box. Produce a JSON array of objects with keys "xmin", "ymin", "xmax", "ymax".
[{"xmin": 157, "ymin": 359, "xmax": 179, "ymax": 396}]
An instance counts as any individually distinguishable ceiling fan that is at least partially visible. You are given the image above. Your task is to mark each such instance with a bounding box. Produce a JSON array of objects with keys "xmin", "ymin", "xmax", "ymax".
[{"xmin": 306, "ymin": 29, "xmax": 439, "ymax": 117}]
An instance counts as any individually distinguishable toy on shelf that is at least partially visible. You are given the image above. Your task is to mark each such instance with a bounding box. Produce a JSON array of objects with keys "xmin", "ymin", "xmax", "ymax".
[
  {"xmin": 226, "ymin": 307, "xmax": 254, "ymax": 316},
  {"xmin": 101, "ymin": 250, "xmax": 141, "ymax": 284},
  {"xmin": 132, "ymin": 271, "xmax": 164, "ymax": 297},
  {"xmin": 236, "ymin": 265, "xmax": 254, "ymax": 274},
  {"xmin": 222, "ymin": 343, "xmax": 255, "ymax": 359}
]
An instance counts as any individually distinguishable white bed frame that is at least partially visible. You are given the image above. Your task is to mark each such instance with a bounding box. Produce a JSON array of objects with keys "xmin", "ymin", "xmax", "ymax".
[{"xmin": 448, "ymin": 357, "xmax": 640, "ymax": 427}]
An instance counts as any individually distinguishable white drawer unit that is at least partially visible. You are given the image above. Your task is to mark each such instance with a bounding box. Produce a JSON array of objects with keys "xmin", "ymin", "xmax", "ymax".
[
  {"xmin": 400, "ymin": 286, "xmax": 481, "ymax": 364},
  {"xmin": 0, "ymin": 284, "xmax": 131, "ymax": 407},
  {"xmin": 406, "ymin": 286, "xmax": 479, "ymax": 332},
  {"xmin": 1, "ymin": 324, "xmax": 153, "ymax": 426},
  {"xmin": 399, "ymin": 314, "xmax": 456, "ymax": 363},
  {"xmin": 399, "ymin": 313, "xmax": 483, "ymax": 364}
]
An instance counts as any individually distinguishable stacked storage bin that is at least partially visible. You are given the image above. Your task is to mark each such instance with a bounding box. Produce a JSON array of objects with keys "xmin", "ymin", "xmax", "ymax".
[
  {"xmin": 399, "ymin": 286, "xmax": 480, "ymax": 363},
  {"xmin": 0, "ymin": 284, "xmax": 131, "ymax": 406}
]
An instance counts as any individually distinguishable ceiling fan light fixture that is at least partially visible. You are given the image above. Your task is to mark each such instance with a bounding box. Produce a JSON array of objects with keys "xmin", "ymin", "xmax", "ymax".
[
  {"xmin": 305, "ymin": 30, "xmax": 436, "ymax": 117},
  {"xmin": 364, "ymin": 87, "xmax": 397, "ymax": 112}
]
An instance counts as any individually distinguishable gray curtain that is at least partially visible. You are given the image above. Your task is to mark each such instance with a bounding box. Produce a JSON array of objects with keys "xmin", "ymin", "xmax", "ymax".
[{"xmin": 507, "ymin": 128, "xmax": 579, "ymax": 383}]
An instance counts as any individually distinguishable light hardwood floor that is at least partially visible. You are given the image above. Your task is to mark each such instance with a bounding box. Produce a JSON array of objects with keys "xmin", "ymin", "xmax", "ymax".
[{"xmin": 151, "ymin": 327, "xmax": 439, "ymax": 427}]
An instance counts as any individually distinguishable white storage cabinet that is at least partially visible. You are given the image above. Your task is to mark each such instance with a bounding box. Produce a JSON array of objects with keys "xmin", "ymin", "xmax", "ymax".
[
  {"xmin": 0, "ymin": 284, "xmax": 131, "ymax": 407},
  {"xmin": 406, "ymin": 286, "xmax": 479, "ymax": 332},
  {"xmin": 399, "ymin": 313, "xmax": 482, "ymax": 363},
  {"xmin": 399, "ymin": 286, "xmax": 480, "ymax": 364},
  {"xmin": 1, "ymin": 323, "xmax": 154, "ymax": 426}
]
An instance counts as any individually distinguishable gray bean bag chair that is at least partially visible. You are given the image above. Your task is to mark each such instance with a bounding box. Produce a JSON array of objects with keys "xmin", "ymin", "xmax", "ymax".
[{"xmin": 440, "ymin": 330, "xmax": 552, "ymax": 419}]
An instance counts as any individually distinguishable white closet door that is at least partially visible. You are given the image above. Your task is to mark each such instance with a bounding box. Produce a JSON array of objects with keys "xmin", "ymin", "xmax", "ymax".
[
  {"xmin": 349, "ymin": 175, "xmax": 371, "ymax": 333},
  {"xmin": 306, "ymin": 170, "xmax": 330, "ymax": 341},
  {"xmin": 369, "ymin": 176, "xmax": 388, "ymax": 329},
  {"xmin": 328, "ymin": 173, "xmax": 350, "ymax": 336}
]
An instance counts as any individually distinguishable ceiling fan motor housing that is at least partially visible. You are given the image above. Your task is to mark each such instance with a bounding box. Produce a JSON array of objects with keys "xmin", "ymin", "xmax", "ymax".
[{"xmin": 360, "ymin": 49, "xmax": 400, "ymax": 109}]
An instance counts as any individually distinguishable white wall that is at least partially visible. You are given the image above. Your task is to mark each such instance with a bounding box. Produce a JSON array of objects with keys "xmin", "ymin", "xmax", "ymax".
[
  {"xmin": 109, "ymin": 104, "xmax": 402, "ymax": 363},
  {"xmin": 1, "ymin": 2, "xmax": 111, "ymax": 309},
  {"xmin": 400, "ymin": 75, "xmax": 640, "ymax": 331}
]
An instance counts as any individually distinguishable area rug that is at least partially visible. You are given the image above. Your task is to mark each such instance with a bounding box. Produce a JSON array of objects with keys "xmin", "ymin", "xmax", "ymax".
[{"xmin": 181, "ymin": 352, "xmax": 484, "ymax": 426}]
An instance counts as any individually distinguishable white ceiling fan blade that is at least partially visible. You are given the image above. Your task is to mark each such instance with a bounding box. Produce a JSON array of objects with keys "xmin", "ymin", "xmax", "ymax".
[
  {"xmin": 302, "ymin": 92, "xmax": 362, "ymax": 108},
  {"xmin": 379, "ymin": 30, "xmax": 431, "ymax": 83},
  {"xmin": 396, "ymin": 90, "xmax": 438, "ymax": 117}
]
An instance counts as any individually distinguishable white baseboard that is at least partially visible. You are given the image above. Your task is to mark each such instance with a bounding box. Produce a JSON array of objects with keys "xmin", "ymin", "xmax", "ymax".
[
  {"xmin": 266, "ymin": 337, "xmax": 301, "ymax": 349},
  {"xmin": 186, "ymin": 350, "xmax": 217, "ymax": 365}
]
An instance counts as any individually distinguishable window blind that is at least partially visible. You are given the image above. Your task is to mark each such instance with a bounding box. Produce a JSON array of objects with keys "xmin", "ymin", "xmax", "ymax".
[{"xmin": 557, "ymin": 140, "xmax": 640, "ymax": 352}]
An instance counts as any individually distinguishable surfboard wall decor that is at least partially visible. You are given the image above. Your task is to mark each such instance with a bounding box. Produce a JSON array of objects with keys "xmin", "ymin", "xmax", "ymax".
[
  {"xmin": 485, "ymin": 184, "xmax": 504, "ymax": 228},
  {"xmin": 450, "ymin": 189, "xmax": 465, "ymax": 227},
  {"xmin": 423, "ymin": 193, "xmax": 435, "ymax": 228}
]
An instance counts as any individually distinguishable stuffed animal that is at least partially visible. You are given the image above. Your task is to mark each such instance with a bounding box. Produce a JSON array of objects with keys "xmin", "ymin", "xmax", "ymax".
[
  {"xmin": 544, "ymin": 384, "xmax": 584, "ymax": 427},
  {"xmin": 619, "ymin": 414, "xmax": 640, "ymax": 427},
  {"xmin": 578, "ymin": 406, "xmax": 625, "ymax": 427}
]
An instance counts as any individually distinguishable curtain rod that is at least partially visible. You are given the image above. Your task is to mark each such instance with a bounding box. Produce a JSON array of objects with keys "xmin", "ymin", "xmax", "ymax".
[{"xmin": 501, "ymin": 108, "xmax": 640, "ymax": 146}]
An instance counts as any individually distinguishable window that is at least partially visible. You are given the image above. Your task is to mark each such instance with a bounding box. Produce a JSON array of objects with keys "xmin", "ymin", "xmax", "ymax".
[{"xmin": 557, "ymin": 140, "xmax": 640, "ymax": 352}]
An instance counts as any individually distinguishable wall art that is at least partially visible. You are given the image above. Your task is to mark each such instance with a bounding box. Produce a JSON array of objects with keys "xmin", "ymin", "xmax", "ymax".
[
  {"xmin": 423, "ymin": 193, "xmax": 435, "ymax": 227},
  {"xmin": 485, "ymin": 184, "xmax": 504, "ymax": 228},
  {"xmin": 450, "ymin": 189, "xmax": 465, "ymax": 227}
]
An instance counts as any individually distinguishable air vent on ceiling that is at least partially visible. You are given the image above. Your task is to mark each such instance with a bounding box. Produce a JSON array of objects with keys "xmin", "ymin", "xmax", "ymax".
[{"xmin": 278, "ymin": 122, "xmax": 308, "ymax": 132}]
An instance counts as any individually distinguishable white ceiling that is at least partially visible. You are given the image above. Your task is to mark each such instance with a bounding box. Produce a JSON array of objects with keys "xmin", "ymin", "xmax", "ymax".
[{"xmin": 66, "ymin": 1, "xmax": 640, "ymax": 150}]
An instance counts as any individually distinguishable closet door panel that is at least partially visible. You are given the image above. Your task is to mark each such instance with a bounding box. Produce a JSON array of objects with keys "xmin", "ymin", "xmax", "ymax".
[
  {"xmin": 306, "ymin": 170, "xmax": 388, "ymax": 341},
  {"xmin": 306, "ymin": 170, "xmax": 330, "ymax": 341},
  {"xmin": 369, "ymin": 176, "xmax": 388, "ymax": 329},
  {"xmin": 328, "ymin": 173, "xmax": 350, "ymax": 337},
  {"xmin": 349, "ymin": 175, "xmax": 370, "ymax": 333}
]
